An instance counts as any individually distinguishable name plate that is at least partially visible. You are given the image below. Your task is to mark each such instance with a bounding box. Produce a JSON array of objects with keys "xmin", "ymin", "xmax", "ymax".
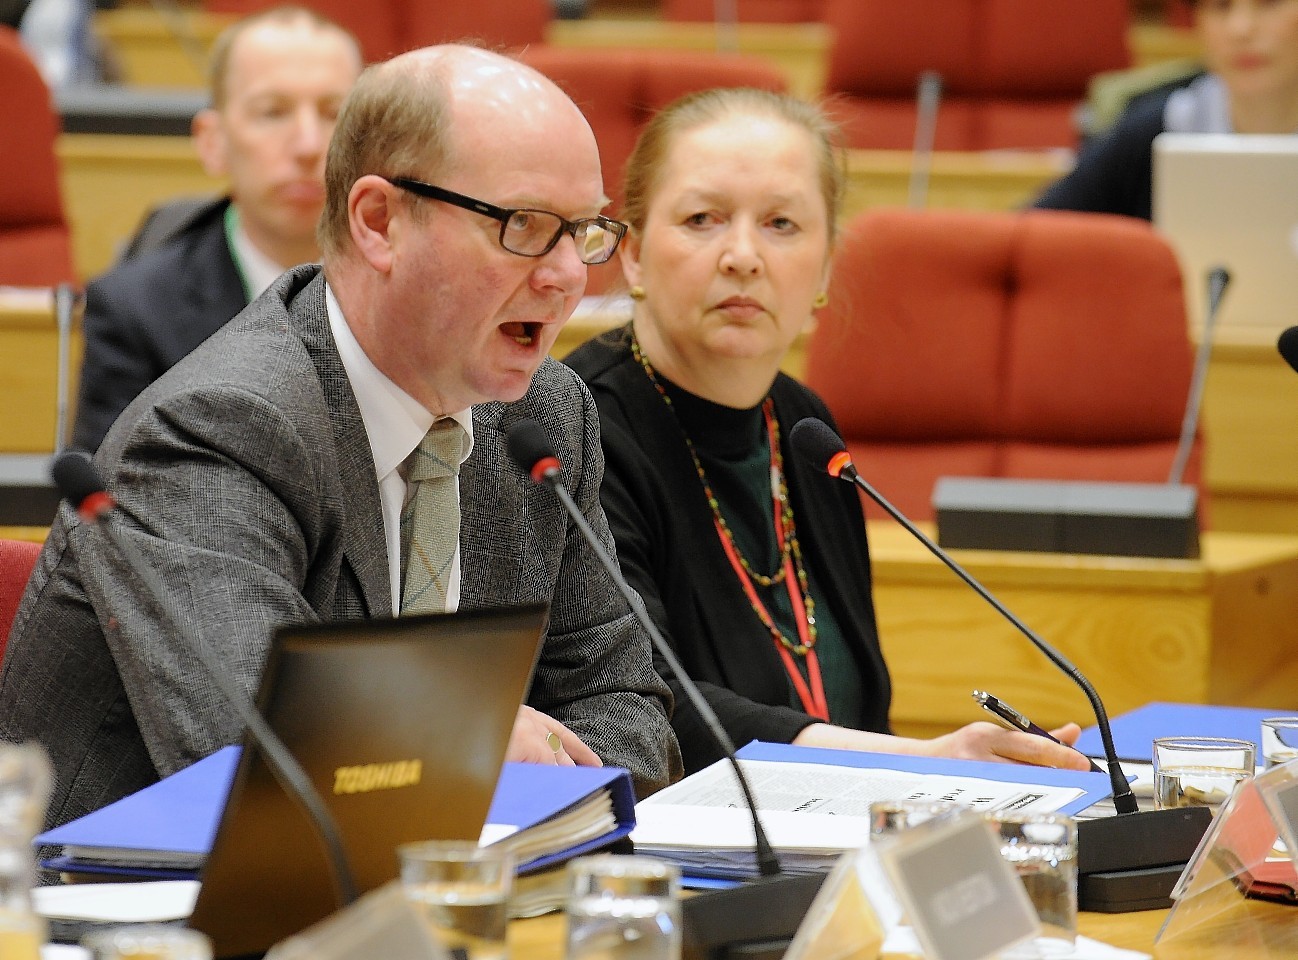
[{"xmin": 878, "ymin": 810, "xmax": 1039, "ymax": 960}]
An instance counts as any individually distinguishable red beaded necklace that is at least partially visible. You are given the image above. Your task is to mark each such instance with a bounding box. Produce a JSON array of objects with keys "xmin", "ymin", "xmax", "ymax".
[{"xmin": 632, "ymin": 333, "xmax": 828, "ymax": 721}]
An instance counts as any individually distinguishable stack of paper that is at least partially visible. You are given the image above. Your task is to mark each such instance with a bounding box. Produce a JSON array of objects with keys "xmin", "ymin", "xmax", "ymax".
[{"xmin": 632, "ymin": 741, "xmax": 1113, "ymax": 880}]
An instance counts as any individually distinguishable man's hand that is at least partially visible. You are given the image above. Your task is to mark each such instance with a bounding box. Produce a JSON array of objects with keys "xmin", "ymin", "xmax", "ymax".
[{"xmin": 507, "ymin": 705, "xmax": 603, "ymax": 768}]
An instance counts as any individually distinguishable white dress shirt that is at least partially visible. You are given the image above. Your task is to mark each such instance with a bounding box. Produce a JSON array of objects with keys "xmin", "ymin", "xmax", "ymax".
[{"xmin": 325, "ymin": 283, "xmax": 474, "ymax": 612}]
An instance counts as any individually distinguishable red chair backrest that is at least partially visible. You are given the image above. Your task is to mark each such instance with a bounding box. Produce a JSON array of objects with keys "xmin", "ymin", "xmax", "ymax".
[
  {"xmin": 0, "ymin": 25, "xmax": 75, "ymax": 286},
  {"xmin": 203, "ymin": 0, "xmax": 550, "ymax": 63},
  {"xmin": 821, "ymin": 0, "xmax": 1131, "ymax": 150},
  {"xmin": 805, "ymin": 208, "xmax": 1203, "ymax": 522},
  {"xmin": 0, "ymin": 539, "xmax": 41, "ymax": 657}
]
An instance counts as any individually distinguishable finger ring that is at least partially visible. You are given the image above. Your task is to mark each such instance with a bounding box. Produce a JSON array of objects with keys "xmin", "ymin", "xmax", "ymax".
[{"xmin": 546, "ymin": 731, "xmax": 563, "ymax": 755}]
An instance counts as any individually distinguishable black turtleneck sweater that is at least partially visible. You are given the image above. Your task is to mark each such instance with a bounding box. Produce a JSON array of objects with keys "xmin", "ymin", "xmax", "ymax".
[{"xmin": 565, "ymin": 326, "xmax": 892, "ymax": 774}]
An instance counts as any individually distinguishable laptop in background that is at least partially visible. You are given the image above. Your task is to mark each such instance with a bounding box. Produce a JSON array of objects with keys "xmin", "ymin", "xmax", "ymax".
[
  {"xmin": 187, "ymin": 604, "xmax": 548, "ymax": 959},
  {"xmin": 1152, "ymin": 132, "xmax": 1298, "ymax": 343}
]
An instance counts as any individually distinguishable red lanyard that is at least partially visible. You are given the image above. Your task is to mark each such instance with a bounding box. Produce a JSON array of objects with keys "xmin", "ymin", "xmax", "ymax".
[{"xmin": 713, "ymin": 410, "xmax": 829, "ymax": 722}]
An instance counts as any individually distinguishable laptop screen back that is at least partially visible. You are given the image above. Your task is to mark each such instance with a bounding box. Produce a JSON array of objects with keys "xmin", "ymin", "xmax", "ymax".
[
  {"xmin": 1153, "ymin": 132, "xmax": 1298, "ymax": 343},
  {"xmin": 187, "ymin": 604, "xmax": 548, "ymax": 958}
]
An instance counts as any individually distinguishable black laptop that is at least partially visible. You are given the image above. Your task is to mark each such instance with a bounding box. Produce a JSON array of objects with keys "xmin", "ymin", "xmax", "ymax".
[{"xmin": 186, "ymin": 604, "xmax": 548, "ymax": 959}]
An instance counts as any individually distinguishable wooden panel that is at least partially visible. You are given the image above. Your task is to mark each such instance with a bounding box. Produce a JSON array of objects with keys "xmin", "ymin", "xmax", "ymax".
[
  {"xmin": 868, "ymin": 522, "xmax": 1298, "ymax": 740},
  {"xmin": 0, "ymin": 292, "xmax": 82, "ymax": 454},
  {"xmin": 1200, "ymin": 333, "xmax": 1298, "ymax": 533},
  {"xmin": 94, "ymin": 7, "xmax": 234, "ymax": 88},
  {"xmin": 1129, "ymin": 23, "xmax": 1201, "ymax": 67},
  {"xmin": 842, "ymin": 149, "xmax": 1067, "ymax": 219},
  {"xmin": 56, "ymin": 133, "xmax": 222, "ymax": 282}
]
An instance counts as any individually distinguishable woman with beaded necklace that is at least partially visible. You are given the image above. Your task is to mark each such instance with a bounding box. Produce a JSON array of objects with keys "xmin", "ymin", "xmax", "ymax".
[{"xmin": 565, "ymin": 88, "xmax": 1094, "ymax": 776}]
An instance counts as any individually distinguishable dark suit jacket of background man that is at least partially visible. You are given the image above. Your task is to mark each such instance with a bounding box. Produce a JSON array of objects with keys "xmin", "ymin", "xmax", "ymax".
[
  {"xmin": 72, "ymin": 197, "xmax": 247, "ymax": 452},
  {"xmin": 1, "ymin": 265, "xmax": 681, "ymax": 829}
]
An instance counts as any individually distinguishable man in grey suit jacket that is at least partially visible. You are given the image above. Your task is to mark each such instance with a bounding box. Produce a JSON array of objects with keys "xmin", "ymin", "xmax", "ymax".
[
  {"xmin": 71, "ymin": 7, "xmax": 363, "ymax": 452},
  {"xmin": 2, "ymin": 44, "xmax": 681, "ymax": 829}
]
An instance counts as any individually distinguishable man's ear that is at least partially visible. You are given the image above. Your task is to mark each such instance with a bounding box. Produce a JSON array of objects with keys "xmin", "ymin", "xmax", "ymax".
[
  {"xmin": 191, "ymin": 108, "xmax": 228, "ymax": 179},
  {"xmin": 348, "ymin": 175, "xmax": 399, "ymax": 274}
]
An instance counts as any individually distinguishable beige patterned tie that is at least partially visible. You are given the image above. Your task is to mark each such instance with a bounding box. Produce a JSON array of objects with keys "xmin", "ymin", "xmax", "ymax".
[{"xmin": 400, "ymin": 419, "xmax": 468, "ymax": 614}]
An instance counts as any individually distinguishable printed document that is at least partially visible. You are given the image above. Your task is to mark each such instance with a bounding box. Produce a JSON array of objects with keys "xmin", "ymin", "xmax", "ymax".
[{"xmin": 633, "ymin": 756, "xmax": 1087, "ymax": 878}]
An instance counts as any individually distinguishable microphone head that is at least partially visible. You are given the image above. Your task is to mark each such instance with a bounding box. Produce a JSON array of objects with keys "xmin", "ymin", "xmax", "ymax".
[
  {"xmin": 51, "ymin": 451, "xmax": 103, "ymax": 507},
  {"xmin": 789, "ymin": 418, "xmax": 855, "ymax": 479},
  {"xmin": 1280, "ymin": 326, "xmax": 1298, "ymax": 376},
  {"xmin": 51, "ymin": 451, "xmax": 114, "ymax": 521},
  {"xmin": 505, "ymin": 419, "xmax": 562, "ymax": 485}
]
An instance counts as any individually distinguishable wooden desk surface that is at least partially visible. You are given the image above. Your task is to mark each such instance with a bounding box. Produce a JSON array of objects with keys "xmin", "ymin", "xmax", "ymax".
[{"xmin": 508, "ymin": 897, "xmax": 1296, "ymax": 958}]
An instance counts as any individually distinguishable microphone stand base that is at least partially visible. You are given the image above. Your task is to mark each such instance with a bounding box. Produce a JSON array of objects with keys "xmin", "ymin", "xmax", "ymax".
[
  {"xmin": 1077, "ymin": 806, "xmax": 1213, "ymax": 912},
  {"xmin": 682, "ymin": 873, "xmax": 825, "ymax": 960}
]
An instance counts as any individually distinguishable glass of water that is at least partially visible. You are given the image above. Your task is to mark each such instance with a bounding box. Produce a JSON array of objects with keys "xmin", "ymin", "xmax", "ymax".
[
  {"xmin": 1153, "ymin": 736, "xmax": 1255, "ymax": 812},
  {"xmin": 869, "ymin": 799, "xmax": 962, "ymax": 840},
  {"xmin": 83, "ymin": 925, "xmax": 212, "ymax": 959},
  {"xmin": 1261, "ymin": 718, "xmax": 1298, "ymax": 769},
  {"xmin": 399, "ymin": 840, "xmax": 514, "ymax": 960},
  {"xmin": 988, "ymin": 812, "xmax": 1078, "ymax": 955},
  {"xmin": 565, "ymin": 854, "xmax": 680, "ymax": 960}
]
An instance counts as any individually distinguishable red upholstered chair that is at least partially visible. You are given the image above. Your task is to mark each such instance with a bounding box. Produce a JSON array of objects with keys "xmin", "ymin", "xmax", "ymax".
[
  {"xmin": 820, "ymin": 0, "xmax": 1131, "ymax": 150},
  {"xmin": 660, "ymin": 0, "xmax": 827, "ymax": 22},
  {"xmin": 0, "ymin": 25, "xmax": 75, "ymax": 287},
  {"xmin": 804, "ymin": 208, "xmax": 1204, "ymax": 523},
  {"xmin": 514, "ymin": 46, "xmax": 788, "ymax": 292},
  {"xmin": 0, "ymin": 539, "xmax": 41, "ymax": 657},
  {"xmin": 203, "ymin": 0, "xmax": 550, "ymax": 63}
]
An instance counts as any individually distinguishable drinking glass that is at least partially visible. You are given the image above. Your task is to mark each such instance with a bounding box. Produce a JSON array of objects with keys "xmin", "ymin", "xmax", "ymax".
[
  {"xmin": 565, "ymin": 854, "xmax": 680, "ymax": 960},
  {"xmin": 83, "ymin": 925, "xmax": 212, "ymax": 959},
  {"xmin": 1152, "ymin": 736, "xmax": 1255, "ymax": 812},
  {"xmin": 1261, "ymin": 718, "xmax": 1298, "ymax": 769},
  {"xmin": 868, "ymin": 799, "xmax": 962, "ymax": 840},
  {"xmin": 988, "ymin": 812, "xmax": 1078, "ymax": 955},
  {"xmin": 399, "ymin": 841, "xmax": 514, "ymax": 960}
]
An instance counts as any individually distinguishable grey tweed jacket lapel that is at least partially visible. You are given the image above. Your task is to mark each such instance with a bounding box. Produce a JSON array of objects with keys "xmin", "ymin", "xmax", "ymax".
[{"xmin": 289, "ymin": 273, "xmax": 392, "ymax": 617}]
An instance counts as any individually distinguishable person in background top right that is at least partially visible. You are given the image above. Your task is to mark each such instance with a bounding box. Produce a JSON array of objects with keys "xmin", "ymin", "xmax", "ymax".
[{"xmin": 1033, "ymin": 0, "xmax": 1298, "ymax": 221}]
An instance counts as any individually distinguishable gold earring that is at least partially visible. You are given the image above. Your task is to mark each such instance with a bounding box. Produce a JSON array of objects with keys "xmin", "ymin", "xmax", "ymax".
[
  {"xmin": 813, "ymin": 291, "xmax": 829, "ymax": 309},
  {"xmin": 629, "ymin": 285, "xmax": 646, "ymax": 301}
]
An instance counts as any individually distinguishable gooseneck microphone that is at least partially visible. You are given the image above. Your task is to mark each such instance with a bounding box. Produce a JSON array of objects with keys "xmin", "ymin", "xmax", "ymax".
[
  {"xmin": 505, "ymin": 420, "xmax": 778, "ymax": 875},
  {"xmin": 1278, "ymin": 325, "xmax": 1298, "ymax": 375},
  {"xmin": 788, "ymin": 418, "xmax": 1214, "ymax": 895},
  {"xmin": 50, "ymin": 452, "xmax": 359, "ymax": 908},
  {"xmin": 506, "ymin": 419, "xmax": 826, "ymax": 959},
  {"xmin": 789, "ymin": 418, "xmax": 1135, "ymax": 812}
]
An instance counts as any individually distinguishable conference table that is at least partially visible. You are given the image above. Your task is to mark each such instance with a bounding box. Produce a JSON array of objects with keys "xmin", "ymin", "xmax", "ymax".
[{"xmin": 503, "ymin": 895, "xmax": 1294, "ymax": 958}]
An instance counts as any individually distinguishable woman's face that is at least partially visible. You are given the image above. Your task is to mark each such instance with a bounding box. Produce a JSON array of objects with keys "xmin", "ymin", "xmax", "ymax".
[
  {"xmin": 621, "ymin": 112, "xmax": 832, "ymax": 386},
  {"xmin": 1197, "ymin": 0, "xmax": 1298, "ymax": 103}
]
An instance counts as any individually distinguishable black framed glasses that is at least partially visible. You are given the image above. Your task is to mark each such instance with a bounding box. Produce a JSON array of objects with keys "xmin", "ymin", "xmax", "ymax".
[{"xmin": 385, "ymin": 176, "xmax": 628, "ymax": 266}]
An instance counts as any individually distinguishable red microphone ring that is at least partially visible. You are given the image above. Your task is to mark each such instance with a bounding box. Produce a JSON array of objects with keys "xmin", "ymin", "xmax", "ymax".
[{"xmin": 529, "ymin": 456, "xmax": 562, "ymax": 484}]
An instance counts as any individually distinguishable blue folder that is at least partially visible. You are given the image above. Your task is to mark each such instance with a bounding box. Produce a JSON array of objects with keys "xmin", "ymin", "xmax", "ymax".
[
  {"xmin": 1074, "ymin": 702, "xmax": 1290, "ymax": 762},
  {"xmin": 37, "ymin": 745, "xmax": 634, "ymax": 879}
]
